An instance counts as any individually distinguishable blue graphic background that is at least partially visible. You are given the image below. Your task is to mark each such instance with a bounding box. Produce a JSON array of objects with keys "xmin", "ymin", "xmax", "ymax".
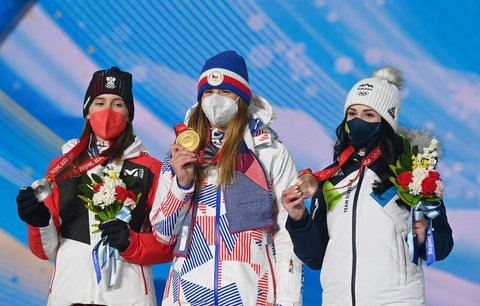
[{"xmin": 1, "ymin": 1, "xmax": 479, "ymax": 305}]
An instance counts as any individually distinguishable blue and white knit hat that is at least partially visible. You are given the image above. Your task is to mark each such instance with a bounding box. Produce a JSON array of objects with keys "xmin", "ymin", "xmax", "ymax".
[{"xmin": 197, "ymin": 50, "xmax": 252, "ymax": 105}]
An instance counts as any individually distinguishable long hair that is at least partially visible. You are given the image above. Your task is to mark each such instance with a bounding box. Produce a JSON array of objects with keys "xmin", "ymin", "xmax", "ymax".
[
  {"xmin": 73, "ymin": 119, "xmax": 134, "ymax": 166},
  {"xmin": 334, "ymin": 116, "xmax": 403, "ymax": 194},
  {"xmin": 188, "ymin": 99, "xmax": 250, "ymax": 189}
]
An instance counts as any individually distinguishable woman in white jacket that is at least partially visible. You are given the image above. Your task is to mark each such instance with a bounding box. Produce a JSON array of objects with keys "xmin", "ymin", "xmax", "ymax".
[
  {"xmin": 15, "ymin": 67, "xmax": 173, "ymax": 306},
  {"xmin": 150, "ymin": 50, "xmax": 303, "ymax": 305},
  {"xmin": 282, "ymin": 66, "xmax": 453, "ymax": 305}
]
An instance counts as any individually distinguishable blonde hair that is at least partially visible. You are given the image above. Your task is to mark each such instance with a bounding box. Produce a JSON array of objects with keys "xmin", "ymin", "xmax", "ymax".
[{"xmin": 188, "ymin": 99, "xmax": 250, "ymax": 189}]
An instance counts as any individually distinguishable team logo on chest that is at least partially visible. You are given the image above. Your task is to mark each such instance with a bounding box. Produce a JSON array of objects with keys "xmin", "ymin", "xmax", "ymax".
[{"xmin": 124, "ymin": 168, "xmax": 144, "ymax": 179}]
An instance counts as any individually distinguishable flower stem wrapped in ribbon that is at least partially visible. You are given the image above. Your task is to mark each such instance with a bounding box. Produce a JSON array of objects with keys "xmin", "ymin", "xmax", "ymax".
[
  {"xmin": 78, "ymin": 163, "xmax": 141, "ymax": 286},
  {"xmin": 390, "ymin": 136, "xmax": 444, "ymax": 265}
]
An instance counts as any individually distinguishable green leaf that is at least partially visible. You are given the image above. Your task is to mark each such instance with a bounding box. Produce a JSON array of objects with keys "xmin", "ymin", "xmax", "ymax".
[
  {"xmin": 96, "ymin": 210, "xmax": 109, "ymax": 221},
  {"xmin": 412, "ymin": 145, "xmax": 418, "ymax": 157},
  {"xmin": 78, "ymin": 195, "xmax": 93, "ymax": 204},
  {"xmin": 81, "ymin": 173, "xmax": 92, "ymax": 185},
  {"xmin": 91, "ymin": 173, "xmax": 103, "ymax": 184},
  {"xmin": 398, "ymin": 191, "xmax": 413, "ymax": 207},
  {"xmin": 78, "ymin": 184, "xmax": 94, "ymax": 198},
  {"xmin": 92, "ymin": 229, "xmax": 102, "ymax": 234}
]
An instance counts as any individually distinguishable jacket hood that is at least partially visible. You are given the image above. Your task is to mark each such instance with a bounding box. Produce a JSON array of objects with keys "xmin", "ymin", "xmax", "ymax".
[{"xmin": 61, "ymin": 136, "xmax": 148, "ymax": 160}]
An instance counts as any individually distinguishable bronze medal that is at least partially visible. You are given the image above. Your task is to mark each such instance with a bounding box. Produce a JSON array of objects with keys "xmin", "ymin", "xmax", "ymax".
[
  {"xmin": 176, "ymin": 129, "xmax": 200, "ymax": 152},
  {"xmin": 294, "ymin": 173, "xmax": 318, "ymax": 199},
  {"xmin": 31, "ymin": 178, "xmax": 53, "ymax": 202}
]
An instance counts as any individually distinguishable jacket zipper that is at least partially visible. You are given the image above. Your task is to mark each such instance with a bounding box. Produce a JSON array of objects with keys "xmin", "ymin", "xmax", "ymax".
[
  {"xmin": 351, "ymin": 168, "xmax": 365, "ymax": 306},
  {"xmin": 141, "ymin": 265, "xmax": 148, "ymax": 295},
  {"xmin": 266, "ymin": 245, "xmax": 277, "ymax": 301},
  {"xmin": 214, "ymin": 189, "xmax": 221, "ymax": 305}
]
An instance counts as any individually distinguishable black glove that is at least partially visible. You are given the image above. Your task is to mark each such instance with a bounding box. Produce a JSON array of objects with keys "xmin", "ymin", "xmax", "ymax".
[
  {"xmin": 16, "ymin": 187, "xmax": 51, "ymax": 227},
  {"xmin": 99, "ymin": 219, "xmax": 131, "ymax": 252}
]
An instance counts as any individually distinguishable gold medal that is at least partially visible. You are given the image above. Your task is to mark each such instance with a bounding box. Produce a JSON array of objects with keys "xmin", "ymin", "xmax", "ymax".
[
  {"xmin": 294, "ymin": 173, "xmax": 318, "ymax": 199},
  {"xmin": 176, "ymin": 129, "xmax": 200, "ymax": 152}
]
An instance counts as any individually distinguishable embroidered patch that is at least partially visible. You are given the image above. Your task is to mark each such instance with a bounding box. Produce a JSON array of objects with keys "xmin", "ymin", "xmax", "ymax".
[
  {"xmin": 207, "ymin": 70, "xmax": 224, "ymax": 86},
  {"xmin": 254, "ymin": 130, "xmax": 271, "ymax": 145},
  {"xmin": 105, "ymin": 76, "xmax": 116, "ymax": 89},
  {"xmin": 370, "ymin": 185, "xmax": 397, "ymax": 207},
  {"xmin": 357, "ymin": 83, "xmax": 374, "ymax": 96}
]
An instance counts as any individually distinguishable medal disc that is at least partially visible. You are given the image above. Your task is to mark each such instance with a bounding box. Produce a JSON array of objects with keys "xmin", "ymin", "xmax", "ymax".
[
  {"xmin": 294, "ymin": 173, "xmax": 318, "ymax": 199},
  {"xmin": 31, "ymin": 178, "xmax": 53, "ymax": 202},
  {"xmin": 176, "ymin": 130, "xmax": 200, "ymax": 152}
]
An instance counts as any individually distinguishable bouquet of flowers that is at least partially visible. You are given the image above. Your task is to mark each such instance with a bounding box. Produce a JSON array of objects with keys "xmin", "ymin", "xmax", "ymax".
[
  {"xmin": 389, "ymin": 135, "xmax": 443, "ymax": 265},
  {"xmin": 78, "ymin": 163, "xmax": 140, "ymax": 232},
  {"xmin": 389, "ymin": 137, "xmax": 444, "ymax": 207},
  {"xmin": 77, "ymin": 163, "xmax": 141, "ymax": 286}
]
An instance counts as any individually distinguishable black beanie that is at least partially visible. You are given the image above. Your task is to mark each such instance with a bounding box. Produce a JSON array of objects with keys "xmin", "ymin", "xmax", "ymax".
[{"xmin": 83, "ymin": 66, "xmax": 134, "ymax": 120}]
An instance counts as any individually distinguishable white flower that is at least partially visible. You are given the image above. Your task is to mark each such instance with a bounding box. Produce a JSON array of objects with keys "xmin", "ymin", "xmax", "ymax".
[
  {"xmin": 434, "ymin": 179, "xmax": 444, "ymax": 197},
  {"xmin": 431, "ymin": 138, "xmax": 438, "ymax": 146},
  {"xmin": 408, "ymin": 168, "xmax": 428, "ymax": 195}
]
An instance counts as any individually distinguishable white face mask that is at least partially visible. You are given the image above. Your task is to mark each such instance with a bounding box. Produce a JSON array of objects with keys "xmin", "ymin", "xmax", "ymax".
[{"xmin": 201, "ymin": 93, "xmax": 239, "ymax": 127}]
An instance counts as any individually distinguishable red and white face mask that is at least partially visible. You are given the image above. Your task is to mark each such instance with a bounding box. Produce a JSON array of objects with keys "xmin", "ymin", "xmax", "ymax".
[{"xmin": 89, "ymin": 109, "xmax": 127, "ymax": 140}]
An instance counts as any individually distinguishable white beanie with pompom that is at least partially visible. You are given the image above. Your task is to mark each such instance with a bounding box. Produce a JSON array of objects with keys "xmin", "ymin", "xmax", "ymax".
[{"xmin": 344, "ymin": 66, "xmax": 404, "ymax": 131}]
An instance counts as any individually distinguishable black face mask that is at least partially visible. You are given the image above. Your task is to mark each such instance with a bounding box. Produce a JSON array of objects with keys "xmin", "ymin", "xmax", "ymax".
[{"xmin": 346, "ymin": 118, "xmax": 381, "ymax": 149}]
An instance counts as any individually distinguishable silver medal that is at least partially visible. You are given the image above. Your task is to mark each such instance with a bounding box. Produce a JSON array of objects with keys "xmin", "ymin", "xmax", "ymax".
[{"xmin": 31, "ymin": 179, "xmax": 53, "ymax": 202}]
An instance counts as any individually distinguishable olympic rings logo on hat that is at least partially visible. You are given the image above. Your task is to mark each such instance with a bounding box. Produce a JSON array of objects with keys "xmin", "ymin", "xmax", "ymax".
[
  {"xmin": 357, "ymin": 91, "xmax": 370, "ymax": 96},
  {"xmin": 207, "ymin": 70, "xmax": 224, "ymax": 86}
]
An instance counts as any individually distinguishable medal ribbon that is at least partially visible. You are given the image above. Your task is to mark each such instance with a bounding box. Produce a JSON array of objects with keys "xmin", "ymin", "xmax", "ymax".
[
  {"xmin": 174, "ymin": 123, "xmax": 189, "ymax": 137},
  {"xmin": 45, "ymin": 136, "xmax": 109, "ymax": 182},
  {"xmin": 197, "ymin": 126, "xmax": 224, "ymax": 165},
  {"xmin": 299, "ymin": 145, "xmax": 382, "ymax": 192}
]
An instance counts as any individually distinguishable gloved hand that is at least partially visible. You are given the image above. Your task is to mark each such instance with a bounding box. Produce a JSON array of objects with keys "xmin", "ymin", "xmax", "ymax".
[
  {"xmin": 16, "ymin": 187, "xmax": 51, "ymax": 227},
  {"xmin": 99, "ymin": 219, "xmax": 131, "ymax": 252}
]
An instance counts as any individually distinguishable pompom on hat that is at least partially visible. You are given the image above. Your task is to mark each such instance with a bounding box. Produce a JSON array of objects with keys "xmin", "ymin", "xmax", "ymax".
[
  {"xmin": 83, "ymin": 66, "xmax": 135, "ymax": 120},
  {"xmin": 344, "ymin": 66, "xmax": 404, "ymax": 131},
  {"xmin": 197, "ymin": 50, "xmax": 252, "ymax": 105}
]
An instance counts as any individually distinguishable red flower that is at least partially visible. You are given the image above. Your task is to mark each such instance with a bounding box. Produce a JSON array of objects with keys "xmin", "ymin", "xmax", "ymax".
[
  {"xmin": 428, "ymin": 170, "xmax": 441, "ymax": 180},
  {"xmin": 126, "ymin": 190, "xmax": 137, "ymax": 202},
  {"xmin": 115, "ymin": 186, "xmax": 137, "ymax": 202},
  {"xmin": 397, "ymin": 171, "xmax": 413, "ymax": 189},
  {"xmin": 93, "ymin": 182, "xmax": 104, "ymax": 193},
  {"xmin": 115, "ymin": 186, "xmax": 129, "ymax": 201},
  {"xmin": 421, "ymin": 177, "xmax": 437, "ymax": 196}
]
